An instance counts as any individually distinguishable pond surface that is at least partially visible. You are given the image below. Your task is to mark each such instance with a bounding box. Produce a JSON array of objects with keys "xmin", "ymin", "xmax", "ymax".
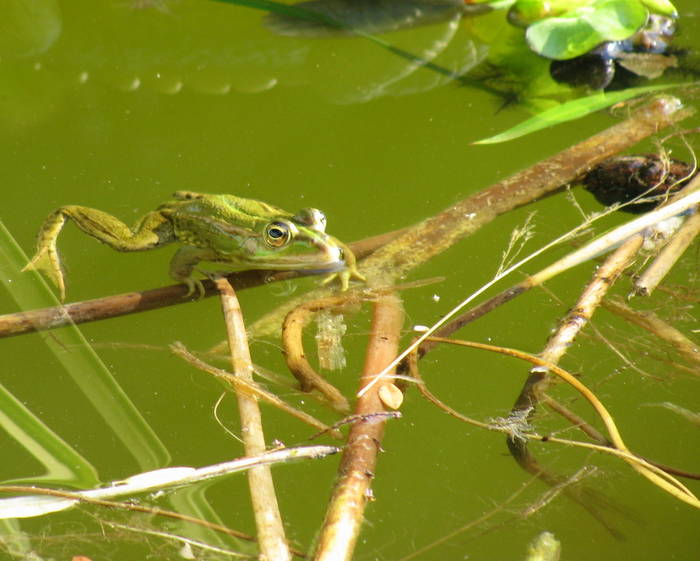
[{"xmin": 0, "ymin": 1, "xmax": 698, "ymax": 560}]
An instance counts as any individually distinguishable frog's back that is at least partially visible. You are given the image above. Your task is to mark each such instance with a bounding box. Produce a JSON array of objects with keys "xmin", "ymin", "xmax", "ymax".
[{"xmin": 163, "ymin": 191, "xmax": 292, "ymax": 229}]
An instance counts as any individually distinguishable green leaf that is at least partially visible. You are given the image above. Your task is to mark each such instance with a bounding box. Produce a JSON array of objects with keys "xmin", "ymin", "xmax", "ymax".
[
  {"xmin": 508, "ymin": 0, "xmax": 592, "ymax": 27},
  {"xmin": 472, "ymin": 84, "xmax": 680, "ymax": 144},
  {"xmin": 526, "ymin": 0, "xmax": 648, "ymax": 59},
  {"xmin": 0, "ymin": 221, "xmax": 171, "ymax": 477},
  {"xmin": 640, "ymin": 0, "xmax": 677, "ymax": 16},
  {"xmin": 587, "ymin": 0, "xmax": 647, "ymax": 40},
  {"xmin": 526, "ymin": 15, "xmax": 600, "ymax": 59}
]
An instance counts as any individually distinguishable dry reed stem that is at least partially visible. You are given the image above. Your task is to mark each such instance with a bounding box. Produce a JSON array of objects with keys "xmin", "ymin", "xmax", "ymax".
[
  {"xmin": 412, "ymin": 166, "xmax": 700, "ymax": 363},
  {"xmin": 0, "ymin": 484, "xmax": 260, "ymax": 542},
  {"xmin": 313, "ymin": 293, "xmax": 404, "ymax": 561},
  {"xmin": 361, "ymin": 98, "xmax": 692, "ymax": 283},
  {"xmin": 215, "ymin": 278, "xmax": 291, "ymax": 561},
  {"xmin": 603, "ymin": 296, "xmax": 700, "ymax": 369},
  {"xmin": 633, "ymin": 209, "xmax": 700, "ymax": 296},
  {"xmin": 171, "ymin": 342, "xmax": 342, "ymax": 437},
  {"xmin": 511, "ymin": 235, "xmax": 645, "ymax": 413}
]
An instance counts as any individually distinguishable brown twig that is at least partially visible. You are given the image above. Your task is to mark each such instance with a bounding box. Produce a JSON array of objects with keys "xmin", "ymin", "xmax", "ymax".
[
  {"xmin": 215, "ymin": 277, "xmax": 291, "ymax": 561},
  {"xmin": 361, "ymin": 97, "xmax": 692, "ymax": 282},
  {"xmin": 0, "ymin": 231, "xmax": 396, "ymax": 340},
  {"xmin": 282, "ymin": 294, "xmax": 363, "ymax": 413},
  {"xmin": 507, "ymin": 235, "xmax": 644, "ymax": 536},
  {"xmin": 171, "ymin": 342, "xmax": 343, "ymax": 438},
  {"xmin": 410, "ymin": 168, "xmax": 700, "ymax": 367},
  {"xmin": 510, "ymin": 235, "xmax": 645, "ymax": 413},
  {"xmin": 313, "ymin": 293, "xmax": 404, "ymax": 561}
]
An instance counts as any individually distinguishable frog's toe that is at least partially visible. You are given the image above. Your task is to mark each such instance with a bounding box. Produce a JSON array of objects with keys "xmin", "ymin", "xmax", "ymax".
[
  {"xmin": 182, "ymin": 277, "xmax": 206, "ymax": 300},
  {"xmin": 350, "ymin": 268, "xmax": 366, "ymax": 283},
  {"xmin": 322, "ymin": 268, "xmax": 364, "ymax": 291},
  {"xmin": 320, "ymin": 272, "xmax": 340, "ymax": 289}
]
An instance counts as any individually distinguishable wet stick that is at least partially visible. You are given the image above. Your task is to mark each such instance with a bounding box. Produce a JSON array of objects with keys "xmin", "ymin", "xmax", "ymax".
[{"xmin": 215, "ymin": 278, "xmax": 291, "ymax": 561}]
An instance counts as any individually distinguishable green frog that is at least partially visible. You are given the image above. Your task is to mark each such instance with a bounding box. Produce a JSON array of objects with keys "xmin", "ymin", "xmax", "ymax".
[{"xmin": 23, "ymin": 191, "xmax": 364, "ymax": 300}]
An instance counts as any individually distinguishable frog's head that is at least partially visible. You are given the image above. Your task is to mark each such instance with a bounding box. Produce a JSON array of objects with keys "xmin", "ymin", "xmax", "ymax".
[
  {"xmin": 240, "ymin": 206, "xmax": 349, "ymax": 274},
  {"xmin": 171, "ymin": 193, "xmax": 348, "ymax": 274}
]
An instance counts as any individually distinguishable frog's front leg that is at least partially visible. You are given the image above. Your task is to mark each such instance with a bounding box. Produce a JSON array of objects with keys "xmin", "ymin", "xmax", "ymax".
[
  {"xmin": 169, "ymin": 246, "xmax": 220, "ymax": 298},
  {"xmin": 321, "ymin": 239, "xmax": 366, "ymax": 290},
  {"xmin": 23, "ymin": 206, "xmax": 174, "ymax": 300}
]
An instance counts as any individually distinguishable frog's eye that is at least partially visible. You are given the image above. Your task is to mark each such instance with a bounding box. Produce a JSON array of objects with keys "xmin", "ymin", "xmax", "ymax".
[{"xmin": 264, "ymin": 221, "xmax": 293, "ymax": 247}]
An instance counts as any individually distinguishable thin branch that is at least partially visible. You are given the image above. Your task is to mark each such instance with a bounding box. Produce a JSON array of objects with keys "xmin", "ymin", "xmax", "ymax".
[
  {"xmin": 425, "ymin": 337, "xmax": 700, "ymax": 508},
  {"xmin": 603, "ymin": 296, "xmax": 700, "ymax": 370},
  {"xmin": 0, "ymin": 485, "xmax": 307, "ymax": 555},
  {"xmin": 511, "ymin": 235, "xmax": 644, "ymax": 413},
  {"xmin": 171, "ymin": 342, "xmax": 343, "ymax": 437},
  {"xmin": 633, "ymin": 209, "xmax": 700, "ymax": 296},
  {"xmin": 0, "ymin": 231, "xmax": 395, "ymax": 340},
  {"xmin": 313, "ymin": 293, "xmax": 404, "ymax": 561},
  {"xmin": 216, "ymin": 278, "xmax": 291, "ymax": 561}
]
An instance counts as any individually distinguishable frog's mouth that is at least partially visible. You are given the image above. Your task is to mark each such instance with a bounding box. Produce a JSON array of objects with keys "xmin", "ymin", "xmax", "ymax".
[
  {"xmin": 253, "ymin": 243, "xmax": 346, "ymax": 273},
  {"xmin": 239, "ymin": 236, "xmax": 346, "ymax": 273}
]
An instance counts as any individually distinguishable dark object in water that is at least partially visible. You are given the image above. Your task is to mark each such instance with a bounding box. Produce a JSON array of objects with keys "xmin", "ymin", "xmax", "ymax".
[
  {"xmin": 550, "ymin": 14, "xmax": 677, "ymax": 90},
  {"xmin": 581, "ymin": 154, "xmax": 694, "ymax": 213},
  {"xmin": 264, "ymin": 0, "xmax": 490, "ymax": 37}
]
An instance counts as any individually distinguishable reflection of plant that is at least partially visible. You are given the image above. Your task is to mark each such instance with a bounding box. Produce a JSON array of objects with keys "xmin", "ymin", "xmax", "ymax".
[{"xmin": 507, "ymin": 0, "xmax": 677, "ymax": 60}]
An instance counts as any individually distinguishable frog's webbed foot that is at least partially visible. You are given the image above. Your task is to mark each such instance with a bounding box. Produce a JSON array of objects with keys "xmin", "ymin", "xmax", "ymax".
[
  {"xmin": 181, "ymin": 277, "xmax": 207, "ymax": 300},
  {"xmin": 321, "ymin": 265, "xmax": 366, "ymax": 291},
  {"xmin": 22, "ymin": 238, "xmax": 66, "ymax": 301},
  {"xmin": 22, "ymin": 210, "xmax": 70, "ymax": 300},
  {"xmin": 321, "ymin": 240, "xmax": 365, "ymax": 291},
  {"xmin": 170, "ymin": 246, "xmax": 218, "ymax": 300}
]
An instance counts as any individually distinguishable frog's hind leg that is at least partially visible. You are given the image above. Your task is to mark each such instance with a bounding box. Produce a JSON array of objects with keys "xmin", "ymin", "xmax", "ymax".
[{"xmin": 23, "ymin": 206, "xmax": 173, "ymax": 300}]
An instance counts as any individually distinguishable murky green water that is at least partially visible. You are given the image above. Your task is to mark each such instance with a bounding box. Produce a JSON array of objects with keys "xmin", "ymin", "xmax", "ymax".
[{"xmin": 0, "ymin": 1, "xmax": 698, "ymax": 560}]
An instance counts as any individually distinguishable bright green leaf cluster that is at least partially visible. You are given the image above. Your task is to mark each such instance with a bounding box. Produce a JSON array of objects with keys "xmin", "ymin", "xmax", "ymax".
[{"xmin": 506, "ymin": 0, "xmax": 677, "ymax": 60}]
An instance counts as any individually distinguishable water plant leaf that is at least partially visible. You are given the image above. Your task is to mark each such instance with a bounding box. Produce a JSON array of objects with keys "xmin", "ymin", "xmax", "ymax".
[
  {"xmin": 0, "ymin": 221, "xmax": 170, "ymax": 474},
  {"xmin": 473, "ymin": 83, "xmax": 679, "ymax": 144},
  {"xmin": 640, "ymin": 0, "xmax": 677, "ymax": 16},
  {"xmin": 587, "ymin": 0, "xmax": 648, "ymax": 40},
  {"xmin": 526, "ymin": 15, "xmax": 600, "ymax": 60},
  {"xmin": 508, "ymin": 0, "xmax": 593, "ymax": 27},
  {"xmin": 526, "ymin": 0, "xmax": 648, "ymax": 60}
]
